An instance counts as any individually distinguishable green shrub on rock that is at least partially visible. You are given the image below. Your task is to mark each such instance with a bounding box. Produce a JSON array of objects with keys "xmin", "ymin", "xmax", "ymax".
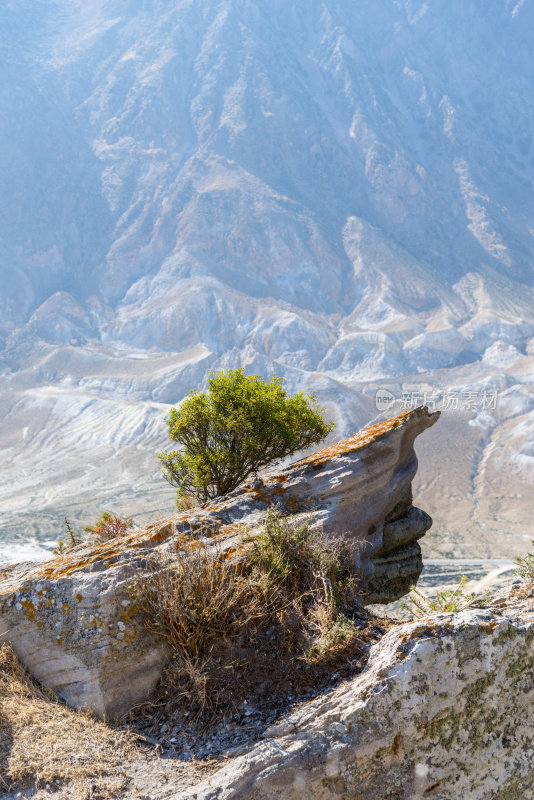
[
  {"xmin": 401, "ymin": 575, "xmax": 493, "ymax": 618},
  {"xmin": 158, "ymin": 368, "xmax": 334, "ymax": 504}
]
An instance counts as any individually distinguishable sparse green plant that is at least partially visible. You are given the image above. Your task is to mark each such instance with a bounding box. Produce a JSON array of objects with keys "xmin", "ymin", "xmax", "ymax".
[
  {"xmin": 158, "ymin": 368, "xmax": 334, "ymax": 504},
  {"xmin": 515, "ymin": 540, "xmax": 534, "ymax": 584},
  {"xmin": 52, "ymin": 517, "xmax": 83, "ymax": 554},
  {"xmin": 52, "ymin": 540, "xmax": 68, "ymax": 556},
  {"xmin": 401, "ymin": 575, "xmax": 493, "ymax": 618},
  {"xmin": 247, "ymin": 510, "xmax": 355, "ymax": 609},
  {"xmin": 64, "ymin": 516, "xmax": 82, "ymax": 547},
  {"xmin": 83, "ymin": 511, "xmax": 133, "ymax": 543}
]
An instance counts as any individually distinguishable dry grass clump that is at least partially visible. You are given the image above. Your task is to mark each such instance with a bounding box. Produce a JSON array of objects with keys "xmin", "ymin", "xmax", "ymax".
[
  {"xmin": 131, "ymin": 510, "xmax": 378, "ymax": 720},
  {"xmin": 0, "ymin": 645, "xmax": 136, "ymax": 799}
]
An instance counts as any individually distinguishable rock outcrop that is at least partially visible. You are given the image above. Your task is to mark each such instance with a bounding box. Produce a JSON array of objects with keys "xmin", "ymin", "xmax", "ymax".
[
  {"xmin": 0, "ymin": 407, "xmax": 438, "ymax": 715},
  {"xmin": 179, "ymin": 588, "xmax": 534, "ymax": 800}
]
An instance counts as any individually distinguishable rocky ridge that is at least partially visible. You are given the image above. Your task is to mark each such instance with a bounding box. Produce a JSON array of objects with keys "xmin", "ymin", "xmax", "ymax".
[
  {"xmin": 2, "ymin": 586, "xmax": 530, "ymax": 800},
  {"xmin": 175, "ymin": 587, "xmax": 534, "ymax": 800},
  {"xmin": 0, "ymin": 407, "xmax": 437, "ymax": 716}
]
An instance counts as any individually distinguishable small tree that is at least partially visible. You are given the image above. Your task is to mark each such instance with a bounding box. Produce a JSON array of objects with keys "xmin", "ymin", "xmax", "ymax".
[{"xmin": 158, "ymin": 368, "xmax": 334, "ymax": 504}]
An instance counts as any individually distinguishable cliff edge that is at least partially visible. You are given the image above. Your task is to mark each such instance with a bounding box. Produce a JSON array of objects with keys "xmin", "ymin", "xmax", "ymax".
[{"xmin": 0, "ymin": 407, "xmax": 438, "ymax": 716}]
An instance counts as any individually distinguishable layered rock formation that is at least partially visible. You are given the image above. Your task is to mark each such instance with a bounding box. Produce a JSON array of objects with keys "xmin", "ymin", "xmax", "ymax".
[
  {"xmin": 179, "ymin": 588, "xmax": 534, "ymax": 800},
  {"xmin": 0, "ymin": 407, "xmax": 437, "ymax": 715}
]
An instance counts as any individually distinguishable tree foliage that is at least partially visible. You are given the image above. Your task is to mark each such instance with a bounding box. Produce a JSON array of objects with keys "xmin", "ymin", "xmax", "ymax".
[{"xmin": 158, "ymin": 368, "xmax": 334, "ymax": 504}]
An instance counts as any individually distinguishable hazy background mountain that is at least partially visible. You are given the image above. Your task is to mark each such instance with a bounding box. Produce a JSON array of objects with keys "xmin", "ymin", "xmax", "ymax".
[{"xmin": 0, "ymin": 0, "xmax": 533, "ymax": 570}]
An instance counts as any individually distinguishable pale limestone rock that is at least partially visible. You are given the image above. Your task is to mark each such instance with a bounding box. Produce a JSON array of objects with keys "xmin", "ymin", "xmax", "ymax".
[
  {"xmin": 0, "ymin": 406, "xmax": 438, "ymax": 715},
  {"xmin": 178, "ymin": 590, "xmax": 534, "ymax": 800}
]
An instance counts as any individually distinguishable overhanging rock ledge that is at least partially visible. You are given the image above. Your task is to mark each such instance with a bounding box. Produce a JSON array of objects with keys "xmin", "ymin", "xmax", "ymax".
[{"xmin": 0, "ymin": 406, "xmax": 439, "ymax": 715}]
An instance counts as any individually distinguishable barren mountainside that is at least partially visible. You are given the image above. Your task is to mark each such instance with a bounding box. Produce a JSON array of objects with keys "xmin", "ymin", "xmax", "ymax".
[{"xmin": 0, "ymin": 0, "xmax": 533, "ymax": 562}]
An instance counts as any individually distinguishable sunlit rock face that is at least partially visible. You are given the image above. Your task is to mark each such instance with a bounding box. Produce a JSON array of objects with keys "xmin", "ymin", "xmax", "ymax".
[
  {"xmin": 0, "ymin": 407, "xmax": 437, "ymax": 715},
  {"xmin": 0, "ymin": 0, "xmax": 533, "ymax": 560},
  {"xmin": 180, "ymin": 589, "xmax": 534, "ymax": 800}
]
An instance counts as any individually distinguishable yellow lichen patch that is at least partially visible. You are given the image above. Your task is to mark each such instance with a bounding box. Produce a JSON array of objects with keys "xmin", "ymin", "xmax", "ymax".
[
  {"xmin": 222, "ymin": 543, "xmax": 251, "ymax": 561},
  {"xmin": 149, "ymin": 525, "xmax": 173, "ymax": 544},
  {"xmin": 21, "ymin": 600, "xmax": 36, "ymax": 620},
  {"xmin": 62, "ymin": 603, "xmax": 70, "ymax": 615},
  {"xmin": 218, "ymin": 523, "xmax": 247, "ymax": 537},
  {"xmin": 123, "ymin": 629, "xmax": 136, "ymax": 645},
  {"xmin": 174, "ymin": 532, "xmax": 194, "ymax": 550},
  {"xmin": 186, "ymin": 539, "xmax": 204, "ymax": 552},
  {"xmin": 480, "ymin": 621, "xmax": 499, "ymax": 634},
  {"xmin": 121, "ymin": 605, "xmax": 139, "ymax": 623},
  {"xmin": 75, "ymin": 593, "xmax": 83, "ymax": 603},
  {"xmin": 294, "ymin": 407, "xmax": 429, "ymax": 468},
  {"xmin": 272, "ymin": 485, "xmax": 287, "ymax": 496}
]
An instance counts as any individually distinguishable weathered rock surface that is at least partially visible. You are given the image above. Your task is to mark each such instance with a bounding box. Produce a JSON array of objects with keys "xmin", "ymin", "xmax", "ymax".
[
  {"xmin": 0, "ymin": 407, "xmax": 438, "ymax": 715},
  {"xmin": 177, "ymin": 589, "xmax": 534, "ymax": 800}
]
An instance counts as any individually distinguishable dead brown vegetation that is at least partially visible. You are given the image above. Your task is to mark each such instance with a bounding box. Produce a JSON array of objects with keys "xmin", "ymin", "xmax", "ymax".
[
  {"xmin": 0, "ymin": 644, "xmax": 136, "ymax": 799},
  {"xmin": 130, "ymin": 510, "xmax": 382, "ymax": 722}
]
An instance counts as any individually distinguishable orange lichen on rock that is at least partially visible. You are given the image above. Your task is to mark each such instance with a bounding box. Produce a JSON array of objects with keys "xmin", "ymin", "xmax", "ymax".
[
  {"xmin": 480, "ymin": 621, "xmax": 499, "ymax": 634},
  {"xmin": 217, "ymin": 523, "xmax": 246, "ymax": 537},
  {"xmin": 18, "ymin": 517, "xmax": 180, "ymax": 584},
  {"xmin": 294, "ymin": 407, "xmax": 428, "ymax": 468},
  {"xmin": 21, "ymin": 600, "xmax": 36, "ymax": 620},
  {"xmin": 2, "ymin": 408, "xmax": 436, "ymax": 600}
]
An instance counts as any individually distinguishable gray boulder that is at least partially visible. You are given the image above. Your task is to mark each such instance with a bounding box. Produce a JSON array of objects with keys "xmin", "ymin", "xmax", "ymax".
[{"xmin": 179, "ymin": 589, "xmax": 534, "ymax": 800}]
